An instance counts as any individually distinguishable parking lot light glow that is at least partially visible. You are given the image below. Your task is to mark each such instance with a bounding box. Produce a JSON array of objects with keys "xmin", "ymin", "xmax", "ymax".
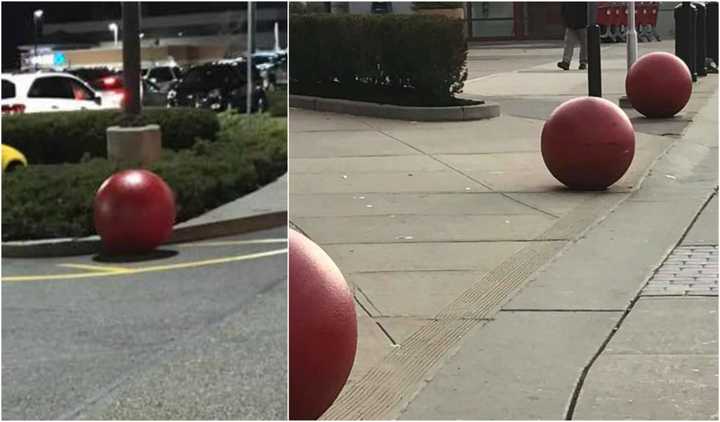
[
  {"xmin": 108, "ymin": 22, "xmax": 119, "ymax": 46},
  {"xmin": 33, "ymin": 9, "xmax": 43, "ymax": 19}
]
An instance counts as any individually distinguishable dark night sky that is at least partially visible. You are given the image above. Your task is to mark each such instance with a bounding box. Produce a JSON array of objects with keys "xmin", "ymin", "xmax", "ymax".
[{"xmin": 2, "ymin": 2, "xmax": 280, "ymax": 71}]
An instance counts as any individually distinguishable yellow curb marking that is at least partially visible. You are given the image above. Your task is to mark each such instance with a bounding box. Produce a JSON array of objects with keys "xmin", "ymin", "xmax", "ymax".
[
  {"xmin": 2, "ymin": 248, "xmax": 287, "ymax": 283},
  {"xmin": 59, "ymin": 264, "xmax": 133, "ymax": 273},
  {"xmin": 176, "ymin": 238, "xmax": 287, "ymax": 248}
]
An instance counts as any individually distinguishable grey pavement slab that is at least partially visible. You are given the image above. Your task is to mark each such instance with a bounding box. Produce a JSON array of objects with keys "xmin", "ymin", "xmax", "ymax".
[
  {"xmin": 604, "ymin": 297, "xmax": 718, "ymax": 355},
  {"xmin": 178, "ymin": 174, "xmax": 287, "ymax": 227},
  {"xmin": 506, "ymin": 192, "xmax": 606, "ymax": 218},
  {"xmin": 77, "ymin": 281, "xmax": 287, "ymax": 420},
  {"xmin": 321, "ymin": 241, "xmax": 527, "ymax": 273},
  {"xmin": 290, "ymin": 192, "xmax": 542, "ymax": 218},
  {"xmin": 400, "ymin": 311, "xmax": 621, "ymax": 420},
  {"xmin": 505, "ymin": 195, "xmax": 708, "ymax": 311},
  {"xmin": 572, "ymin": 355, "xmax": 718, "ymax": 420},
  {"xmin": 289, "ymin": 109, "xmax": 372, "ymax": 132},
  {"xmin": 295, "ymin": 214, "xmax": 557, "ymax": 244},
  {"xmin": 573, "ymin": 297, "xmax": 718, "ymax": 419},
  {"xmin": 290, "ymin": 171, "xmax": 490, "ymax": 194},
  {"xmin": 289, "ymin": 130, "xmax": 418, "ymax": 158},
  {"xmin": 683, "ymin": 195, "xmax": 718, "ymax": 246},
  {"xmin": 380, "ymin": 115, "xmax": 543, "ymax": 155},
  {"xmin": 349, "ymin": 270, "xmax": 486, "ymax": 317},
  {"xmin": 291, "ymin": 155, "xmax": 446, "ymax": 174}
]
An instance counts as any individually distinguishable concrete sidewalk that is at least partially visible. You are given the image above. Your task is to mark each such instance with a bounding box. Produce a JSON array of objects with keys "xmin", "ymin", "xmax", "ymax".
[{"xmin": 289, "ymin": 40, "xmax": 718, "ymax": 420}]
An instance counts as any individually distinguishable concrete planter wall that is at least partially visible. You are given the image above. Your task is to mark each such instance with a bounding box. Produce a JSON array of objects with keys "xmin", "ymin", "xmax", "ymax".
[
  {"xmin": 290, "ymin": 95, "xmax": 500, "ymax": 122},
  {"xmin": 106, "ymin": 124, "xmax": 162, "ymax": 166},
  {"xmin": 415, "ymin": 8, "xmax": 465, "ymax": 20}
]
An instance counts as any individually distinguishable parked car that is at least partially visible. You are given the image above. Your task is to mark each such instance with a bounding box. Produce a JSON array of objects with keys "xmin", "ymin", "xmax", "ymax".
[
  {"xmin": 1, "ymin": 72, "xmax": 103, "ymax": 114},
  {"xmin": 145, "ymin": 65, "xmax": 182, "ymax": 93},
  {"xmin": 167, "ymin": 60, "xmax": 267, "ymax": 112},
  {"xmin": 142, "ymin": 79, "xmax": 167, "ymax": 107},
  {"xmin": 70, "ymin": 68, "xmax": 168, "ymax": 108},
  {"xmin": 2, "ymin": 144, "xmax": 27, "ymax": 172},
  {"xmin": 252, "ymin": 51, "xmax": 287, "ymax": 90},
  {"xmin": 67, "ymin": 67, "xmax": 124, "ymax": 109}
]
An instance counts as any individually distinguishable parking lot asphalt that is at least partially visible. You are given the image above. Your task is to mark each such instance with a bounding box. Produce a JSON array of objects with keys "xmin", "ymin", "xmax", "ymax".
[{"xmin": 2, "ymin": 226, "xmax": 288, "ymax": 420}]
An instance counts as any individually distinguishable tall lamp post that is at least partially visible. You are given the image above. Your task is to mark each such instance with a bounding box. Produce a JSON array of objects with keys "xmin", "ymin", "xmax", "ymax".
[
  {"xmin": 619, "ymin": 2, "xmax": 639, "ymax": 107},
  {"xmin": 33, "ymin": 9, "xmax": 44, "ymax": 70},
  {"xmin": 246, "ymin": 1, "xmax": 254, "ymax": 115},
  {"xmin": 109, "ymin": 22, "xmax": 119, "ymax": 46}
]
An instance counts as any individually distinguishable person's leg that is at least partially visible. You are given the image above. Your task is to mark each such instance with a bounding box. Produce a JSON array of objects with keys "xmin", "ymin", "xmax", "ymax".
[
  {"xmin": 578, "ymin": 27, "xmax": 588, "ymax": 66},
  {"xmin": 559, "ymin": 27, "xmax": 576, "ymax": 69},
  {"xmin": 562, "ymin": 28, "xmax": 577, "ymax": 63}
]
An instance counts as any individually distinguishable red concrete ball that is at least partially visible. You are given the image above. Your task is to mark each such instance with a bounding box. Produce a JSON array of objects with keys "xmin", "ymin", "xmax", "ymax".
[
  {"xmin": 94, "ymin": 169, "xmax": 176, "ymax": 254},
  {"xmin": 541, "ymin": 97, "xmax": 635, "ymax": 190},
  {"xmin": 626, "ymin": 52, "xmax": 692, "ymax": 118},
  {"xmin": 289, "ymin": 228, "xmax": 357, "ymax": 420}
]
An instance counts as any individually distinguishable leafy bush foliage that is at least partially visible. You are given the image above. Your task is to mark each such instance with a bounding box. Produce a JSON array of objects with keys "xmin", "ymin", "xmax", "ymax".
[
  {"xmin": 2, "ymin": 113, "xmax": 286, "ymax": 241},
  {"xmin": 1, "ymin": 107, "xmax": 220, "ymax": 164},
  {"xmin": 290, "ymin": 14, "xmax": 468, "ymax": 104}
]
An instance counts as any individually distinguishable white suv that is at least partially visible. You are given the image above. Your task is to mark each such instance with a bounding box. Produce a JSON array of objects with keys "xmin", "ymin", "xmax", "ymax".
[{"xmin": 1, "ymin": 72, "xmax": 104, "ymax": 114}]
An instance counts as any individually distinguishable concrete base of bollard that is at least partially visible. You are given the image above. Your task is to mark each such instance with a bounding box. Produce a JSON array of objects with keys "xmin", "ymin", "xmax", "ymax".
[
  {"xmin": 618, "ymin": 96, "xmax": 633, "ymax": 109},
  {"xmin": 107, "ymin": 124, "xmax": 162, "ymax": 166}
]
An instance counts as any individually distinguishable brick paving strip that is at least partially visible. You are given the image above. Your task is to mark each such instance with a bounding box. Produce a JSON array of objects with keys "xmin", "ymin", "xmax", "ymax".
[{"xmin": 642, "ymin": 246, "xmax": 718, "ymax": 296}]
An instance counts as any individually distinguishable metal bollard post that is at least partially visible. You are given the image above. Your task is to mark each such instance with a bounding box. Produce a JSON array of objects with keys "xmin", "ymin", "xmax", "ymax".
[
  {"xmin": 707, "ymin": 2, "xmax": 719, "ymax": 66},
  {"xmin": 588, "ymin": 24, "xmax": 602, "ymax": 97},
  {"xmin": 693, "ymin": 2, "xmax": 707, "ymax": 76},
  {"xmin": 675, "ymin": 2, "xmax": 698, "ymax": 81}
]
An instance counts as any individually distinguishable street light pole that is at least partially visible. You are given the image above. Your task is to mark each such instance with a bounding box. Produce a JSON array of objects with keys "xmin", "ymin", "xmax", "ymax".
[
  {"xmin": 627, "ymin": 1, "xmax": 638, "ymax": 69},
  {"xmin": 246, "ymin": 1, "xmax": 253, "ymax": 115},
  {"xmin": 109, "ymin": 22, "xmax": 119, "ymax": 46},
  {"xmin": 121, "ymin": 3, "xmax": 141, "ymax": 115},
  {"xmin": 33, "ymin": 9, "xmax": 43, "ymax": 71}
]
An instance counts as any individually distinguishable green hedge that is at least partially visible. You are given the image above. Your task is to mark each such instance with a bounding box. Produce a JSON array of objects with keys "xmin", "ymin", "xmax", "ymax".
[
  {"xmin": 268, "ymin": 88, "xmax": 288, "ymax": 117},
  {"xmin": 290, "ymin": 14, "xmax": 468, "ymax": 103},
  {"xmin": 2, "ymin": 113, "xmax": 286, "ymax": 241},
  {"xmin": 1, "ymin": 108, "xmax": 220, "ymax": 165}
]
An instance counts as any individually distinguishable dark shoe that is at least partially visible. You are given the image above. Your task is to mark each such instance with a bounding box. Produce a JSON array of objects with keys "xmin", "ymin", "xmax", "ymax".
[
  {"xmin": 557, "ymin": 61, "xmax": 570, "ymax": 71},
  {"xmin": 579, "ymin": 63, "xmax": 587, "ymax": 70}
]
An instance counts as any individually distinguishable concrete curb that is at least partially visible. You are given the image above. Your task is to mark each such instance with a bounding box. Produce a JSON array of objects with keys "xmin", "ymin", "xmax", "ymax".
[
  {"xmin": 2, "ymin": 211, "xmax": 287, "ymax": 258},
  {"xmin": 289, "ymin": 95, "xmax": 500, "ymax": 121}
]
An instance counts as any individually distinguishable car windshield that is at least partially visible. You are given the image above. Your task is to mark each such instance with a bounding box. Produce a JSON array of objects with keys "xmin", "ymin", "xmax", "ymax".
[
  {"xmin": 149, "ymin": 67, "xmax": 175, "ymax": 82},
  {"xmin": 253, "ymin": 55, "xmax": 274, "ymax": 65},
  {"xmin": 182, "ymin": 64, "xmax": 246, "ymax": 88},
  {"xmin": 2, "ymin": 80, "xmax": 16, "ymax": 99},
  {"xmin": 70, "ymin": 68, "xmax": 121, "ymax": 90}
]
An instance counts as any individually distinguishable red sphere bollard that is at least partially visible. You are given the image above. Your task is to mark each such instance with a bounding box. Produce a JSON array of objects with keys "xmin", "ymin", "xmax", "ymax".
[
  {"xmin": 94, "ymin": 169, "xmax": 175, "ymax": 254},
  {"xmin": 626, "ymin": 52, "xmax": 692, "ymax": 118},
  {"xmin": 289, "ymin": 229, "xmax": 357, "ymax": 420},
  {"xmin": 541, "ymin": 97, "xmax": 635, "ymax": 190}
]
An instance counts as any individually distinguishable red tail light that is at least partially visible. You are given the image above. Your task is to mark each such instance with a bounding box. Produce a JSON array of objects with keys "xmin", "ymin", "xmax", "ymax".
[
  {"xmin": 1, "ymin": 104, "xmax": 26, "ymax": 114},
  {"xmin": 102, "ymin": 76, "xmax": 119, "ymax": 87}
]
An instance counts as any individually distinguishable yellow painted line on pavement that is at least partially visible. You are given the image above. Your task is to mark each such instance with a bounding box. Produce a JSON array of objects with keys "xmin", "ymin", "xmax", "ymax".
[
  {"xmin": 59, "ymin": 263, "xmax": 133, "ymax": 273},
  {"xmin": 176, "ymin": 238, "xmax": 287, "ymax": 248},
  {"xmin": 2, "ymin": 248, "xmax": 287, "ymax": 283}
]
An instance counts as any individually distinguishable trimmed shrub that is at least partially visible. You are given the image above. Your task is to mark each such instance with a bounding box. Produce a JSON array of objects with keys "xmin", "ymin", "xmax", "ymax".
[
  {"xmin": 268, "ymin": 88, "xmax": 288, "ymax": 117},
  {"xmin": 2, "ymin": 112, "xmax": 286, "ymax": 241},
  {"xmin": 1, "ymin": 107, "xmax": 220, "ymax": 165},
  {"xmin": 290, "ymin": 14, "xmax": 468, "ymax": 104}
]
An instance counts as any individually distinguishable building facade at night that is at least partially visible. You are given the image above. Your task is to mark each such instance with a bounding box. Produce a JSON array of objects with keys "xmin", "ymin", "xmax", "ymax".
[
  {"xmin": 320, "ymin": 2, "xmax": 676, "ymax": 41},
  {"xmin": 17, "ymin": 3, "xmax": 287, "ymax": 70}
]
